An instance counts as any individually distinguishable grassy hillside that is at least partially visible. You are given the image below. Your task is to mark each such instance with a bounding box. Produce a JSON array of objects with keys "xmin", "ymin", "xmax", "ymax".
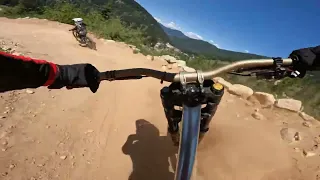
[
  {"xmin": 0, "ymin": 0, "xmax": 170, "ymax": 45},
  {"xmin": 90, "ymin": 0, "xmax": 170, "ymax": 44}
]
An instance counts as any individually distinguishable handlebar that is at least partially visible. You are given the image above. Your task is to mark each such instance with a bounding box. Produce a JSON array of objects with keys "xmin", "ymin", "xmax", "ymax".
[{"xmin": 99, "ymin": 58, "xmax": 293, "ymax": 83}]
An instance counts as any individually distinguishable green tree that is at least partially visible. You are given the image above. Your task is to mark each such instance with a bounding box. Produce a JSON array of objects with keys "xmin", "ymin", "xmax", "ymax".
[
  {"xmin": 19, "ymin": 0, "xmax": 41, "ymax": 11},
  {"xmin": 101, "ymin": 3, "xmax": 112, "ymax": 20}
]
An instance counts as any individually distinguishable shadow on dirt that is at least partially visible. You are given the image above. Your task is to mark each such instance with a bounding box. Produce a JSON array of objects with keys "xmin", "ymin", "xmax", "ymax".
[{"xmin": 122, "ymin": 119, "xmax": 178, "ymax": 180}]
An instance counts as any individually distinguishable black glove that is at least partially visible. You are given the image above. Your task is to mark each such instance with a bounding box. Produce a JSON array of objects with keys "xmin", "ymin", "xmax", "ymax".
[
  {"xmin": 289, "ymin": 47, "xmax": 318, "ymax": 78},
  {"xmin": 49, "ymin": 64, "xmax": 100, "ymax": 93}
]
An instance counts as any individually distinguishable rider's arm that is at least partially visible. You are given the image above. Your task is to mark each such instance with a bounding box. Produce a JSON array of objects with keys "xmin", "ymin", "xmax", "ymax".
[
  {"xmin": 290, "ymin": 45, "xmax": 320, "ymax": 69},
  {"xmin": 0, "ymin": 51, "xmax": 100, "ymax": 93},
  {"xmin": 0, "ymin": 51, "xmax": 58, "ymax": 92},
  {"xmin": 69, "ymin": 26, "xmax": 77, "ymax": 31},
  {"xmin": 309, "ymin": 46, "xmax": 320, "ymax": 67},
  {"xmin": 313, "ymin": 45, "xmax": 320, "ymax": 55}
]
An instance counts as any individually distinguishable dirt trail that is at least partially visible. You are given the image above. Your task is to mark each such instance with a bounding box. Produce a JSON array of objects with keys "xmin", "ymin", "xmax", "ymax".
[{"xmin": 0, "ymin": 18, "xmax": 320, "ymax": 180}]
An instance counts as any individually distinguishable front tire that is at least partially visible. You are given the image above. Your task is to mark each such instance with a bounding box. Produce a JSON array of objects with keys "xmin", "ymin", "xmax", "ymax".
[
  {"xmin": 80, "ymin": 36, "xmax": 86, "ymax": 44},
  {"xmin": 72, "ymin": 30, "xmax": 79, "ymax": 39},
  {"xmin": 174, "ymin": 105, "xmax": 201, "ymax": 180}
]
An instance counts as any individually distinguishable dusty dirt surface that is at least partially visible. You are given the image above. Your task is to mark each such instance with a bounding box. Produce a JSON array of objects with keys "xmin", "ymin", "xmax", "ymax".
[{"xmin": 1, "ymin": 17, "xmax": 320, "ymax": 180}]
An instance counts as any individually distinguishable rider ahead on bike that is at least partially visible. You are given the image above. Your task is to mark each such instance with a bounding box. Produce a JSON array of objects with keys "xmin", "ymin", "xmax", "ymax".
[{"xmin": 69, "ymin": 18, "xmax": 87, "ymax": 43}]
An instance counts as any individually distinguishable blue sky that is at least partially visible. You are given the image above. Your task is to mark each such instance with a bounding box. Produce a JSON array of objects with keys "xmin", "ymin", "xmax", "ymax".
[{"xmin": 135, "ymin": 0, "xmax": 320, "ymax": 57}]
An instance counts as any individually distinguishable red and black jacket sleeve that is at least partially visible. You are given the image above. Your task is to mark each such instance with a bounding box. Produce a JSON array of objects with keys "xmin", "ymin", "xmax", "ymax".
[{"xmin": 0, "ymin": 51, "xmax": 58, "ymax": 92}]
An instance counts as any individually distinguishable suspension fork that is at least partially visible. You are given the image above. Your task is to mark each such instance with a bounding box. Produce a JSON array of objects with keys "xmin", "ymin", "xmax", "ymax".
[
  {"xmin": 160, "ymin": 80, "xmax": 224, "ymax": 180},
  {"xmin": 160, "ymin": 86, "xmax": 181, "ymax": 133},
  {"xmin": 160, "ymin": 80, "xmax": 224, "ymax": 142}
]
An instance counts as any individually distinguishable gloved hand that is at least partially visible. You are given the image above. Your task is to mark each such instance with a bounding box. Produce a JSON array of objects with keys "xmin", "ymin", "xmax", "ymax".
[
  {"xmin": 289, "ymin": 47, "xmax": 318, "ymax": 78},
  {"xmin": 49, "ymin": 63, "xmax": 100, "ymax": 93}
]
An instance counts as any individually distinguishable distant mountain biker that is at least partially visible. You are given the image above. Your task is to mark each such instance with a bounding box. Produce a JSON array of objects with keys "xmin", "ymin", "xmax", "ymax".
[
  {"xmin": 69, "ymin": 18, "xmax": 88, "ymax": 43},
  {"xmin": 0, "ymin": 46, "xmax": 319, "ymax": 93}
]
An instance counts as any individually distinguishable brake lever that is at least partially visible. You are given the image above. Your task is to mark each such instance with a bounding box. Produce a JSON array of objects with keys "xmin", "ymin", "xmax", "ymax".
[
  {"xmin": 228, "ymin": 69, "xmax": 288, "ymax": 79},
  {"xmin": 255, "ymin": 68, "xmax": 290, "ymax": 80},
  {"xmin": 228, "ymin": 57, "xmax": 293, "ymax": 80}
]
